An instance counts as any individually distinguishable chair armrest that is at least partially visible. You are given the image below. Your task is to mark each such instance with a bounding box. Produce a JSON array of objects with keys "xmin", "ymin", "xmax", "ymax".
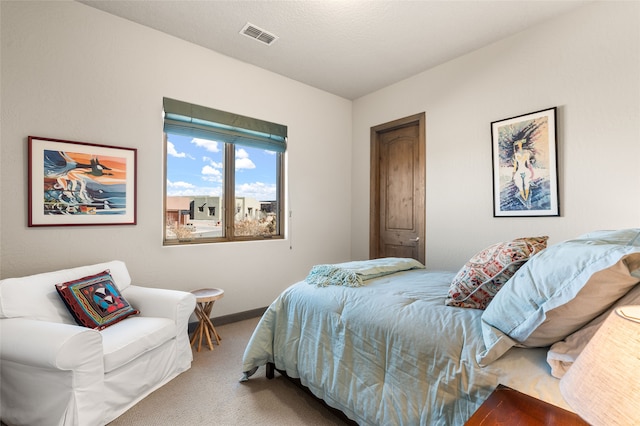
[
  {"xmin": 0, "ymin": 318, "xmax": 103, "ymax": 370},
  {"xmin": 123, "ymin": 285, "xmax": 196, "ymax": 324}
]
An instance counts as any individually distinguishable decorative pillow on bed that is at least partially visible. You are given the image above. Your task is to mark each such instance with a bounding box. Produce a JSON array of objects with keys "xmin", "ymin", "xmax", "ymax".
[
  {"xmin": 478, "ymin": 229, "xmax": 640, "ymax": 366},
  {"xmin": 445, "ymin": 236, "xmax": 548, "ymax": 309},
  {"xmin": 547, "ymin": 280, "xmax": 640, "ymax": 378},
  {"xmin": 55, "ymin": 270, "xmax": 139, "ymax": 330}
]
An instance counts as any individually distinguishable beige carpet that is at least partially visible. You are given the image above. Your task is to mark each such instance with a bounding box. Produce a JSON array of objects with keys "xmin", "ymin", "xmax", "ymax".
[{"xmin": 108, "ymin": 317, "xmax": 350, "ymax": 426}]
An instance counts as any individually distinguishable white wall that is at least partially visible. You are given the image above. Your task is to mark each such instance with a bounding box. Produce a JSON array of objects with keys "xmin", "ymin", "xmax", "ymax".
[
  {"xmin": 2, "ymin": 1, "xmax": 639, "ymax": 317},
  {"xmin": 352, "ymin": 1, "xmax": 640, "ymax": 271},
  {"xmin": 0, "ymin": 1, "xmax": 353, "ymax": 316}
]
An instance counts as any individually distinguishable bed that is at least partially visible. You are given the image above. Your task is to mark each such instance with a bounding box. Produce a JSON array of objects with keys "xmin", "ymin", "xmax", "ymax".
[{"xmin": 241, "ymin": 229, "xmax": 640, "ymax": 425}]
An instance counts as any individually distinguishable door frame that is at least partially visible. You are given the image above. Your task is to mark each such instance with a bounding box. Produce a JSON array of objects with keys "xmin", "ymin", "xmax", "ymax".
[{"xmin": 370, "ymin": 112, "xmax": 426, "ymax": 263}]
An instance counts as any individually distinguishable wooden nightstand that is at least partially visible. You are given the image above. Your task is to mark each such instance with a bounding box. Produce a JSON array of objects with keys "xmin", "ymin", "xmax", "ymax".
[{"xmin": 465, "ymin": 384, "xmax": 589, "ymax": 425}]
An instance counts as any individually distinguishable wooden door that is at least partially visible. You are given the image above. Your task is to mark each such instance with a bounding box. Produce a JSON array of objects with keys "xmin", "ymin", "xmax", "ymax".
[{"xmin": 370, "ymin": 113, "xmax": 425, "ymax": 264}]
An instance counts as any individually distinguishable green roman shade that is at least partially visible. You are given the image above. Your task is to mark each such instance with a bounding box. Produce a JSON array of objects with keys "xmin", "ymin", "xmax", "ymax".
[{"xmin": 163, "ymin": 97, "xmax": 287, "ymax": 153}]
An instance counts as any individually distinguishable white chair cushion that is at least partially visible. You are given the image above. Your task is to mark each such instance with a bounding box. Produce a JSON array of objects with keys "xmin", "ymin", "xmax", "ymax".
[
  {"xmin": 101, "ymin": 316, "xmax": 176, "ymax": 373},
  {"xmin": 0, "ymin": 261, "xmax": 131, "ymax": 323}
]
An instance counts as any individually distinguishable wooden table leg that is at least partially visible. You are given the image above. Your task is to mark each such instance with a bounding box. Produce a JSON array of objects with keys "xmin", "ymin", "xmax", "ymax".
[
  {"xmin": 202, "ymin": 301, "xmax": 222, "ymax": 345},
  {"xmin": 191, "ymin": 300, "xmax": 222, "ymax": 351},
  {"xmin": 202, "ymin": 302, "xmax": 214, "ymax": 350},
  {"xmin": 190, "ymin": 288, "xmax": 225, "ymax": 352},
  {"xmin": 192, "ymin": 303, "xmax": 207, "ymax": 351},
  {"xmin": 190, "ymin": 320, "xmax": 202, "ymax": 349}
]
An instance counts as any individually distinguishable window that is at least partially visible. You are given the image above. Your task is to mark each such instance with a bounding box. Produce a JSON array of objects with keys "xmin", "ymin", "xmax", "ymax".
[{"xmin": 163, "ymin": 98, "xmax": 286, "ymax": 245}]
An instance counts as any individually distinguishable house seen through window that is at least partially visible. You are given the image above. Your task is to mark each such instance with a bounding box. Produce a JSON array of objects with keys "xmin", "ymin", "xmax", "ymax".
[{"xmin": 163, "ymin": 98, "xmax": 286, "ymax": 245}]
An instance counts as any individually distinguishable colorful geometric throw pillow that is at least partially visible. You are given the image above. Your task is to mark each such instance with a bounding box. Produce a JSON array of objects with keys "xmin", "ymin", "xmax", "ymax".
[
  {"xmin": 55, "ymin": 270, "xmax": 139, "ymax": 330},
  {"xmin": 445, "ymin": 236, "xmax": 548, "ymax": 309}
]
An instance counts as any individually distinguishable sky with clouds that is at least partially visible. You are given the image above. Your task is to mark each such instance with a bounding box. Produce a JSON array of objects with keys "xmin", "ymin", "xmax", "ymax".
[{"xmin": 166, "ymin": 134, "xmax": 277, "ymax": 201}]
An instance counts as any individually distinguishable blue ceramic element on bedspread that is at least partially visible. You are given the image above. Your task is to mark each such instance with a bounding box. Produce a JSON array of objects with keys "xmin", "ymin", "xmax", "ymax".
[{"xmin": 241, "ymin": 269, "xmax": 519, "ymax": 425}]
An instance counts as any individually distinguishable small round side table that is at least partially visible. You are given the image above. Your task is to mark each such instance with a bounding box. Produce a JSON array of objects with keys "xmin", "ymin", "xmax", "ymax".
[{"xmin": 190, "ymin": 288, "xmax": 224, "ymax": 352}]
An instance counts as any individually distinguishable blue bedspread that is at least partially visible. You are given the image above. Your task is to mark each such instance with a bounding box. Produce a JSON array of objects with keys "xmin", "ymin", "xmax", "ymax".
[
  {"xmin": 242, "ymin": 269, "xmax": 566, "ymax": 425},
  {"xmin": 305, "ymin": 257, "xmax": 425, "ymax": 287}
]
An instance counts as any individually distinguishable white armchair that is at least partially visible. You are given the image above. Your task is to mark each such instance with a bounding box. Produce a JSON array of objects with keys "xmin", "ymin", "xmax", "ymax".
[{"xmin": 0, "ymin": 261, "xmax": 196, "ymax": 426}]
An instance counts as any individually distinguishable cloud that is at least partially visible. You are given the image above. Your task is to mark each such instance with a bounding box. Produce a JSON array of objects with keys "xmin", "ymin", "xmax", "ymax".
[
  {"xmin": 166, "ymin": 186, "xmax": 222, "ymax": 197},
  {"xmin": 202, "ymin": 165, "xmax": 223, "ymax": 182},
  {"xmin": 191, "ymin": 138, "xmax": 220, "ymax": 153},
  {"xmin": 167, "ymin": 141, "xmax": 193, "ymax": 159},
  {"xmin": 166, "ymin": 180, "xmax": 199, "ymax": 196},
  {"xmin": 235, "ymin": 148, "xmax": 255, "ymax": 170},
  {"xmin": 167, "ymin": 180, "xmax": 195, "ymax": 189},
  {"xmin": 203, "ymin": 156, "xmax": 223, "ymax": 168},
  {"xmin": 236, "ymin": 181, "xmax": 276, "ymax": 200}
]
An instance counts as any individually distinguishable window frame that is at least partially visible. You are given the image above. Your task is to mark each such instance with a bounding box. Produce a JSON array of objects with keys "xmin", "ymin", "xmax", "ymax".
[{"xmin": 163, "ymin": 126, "xmax": 285, "ymax": 246}]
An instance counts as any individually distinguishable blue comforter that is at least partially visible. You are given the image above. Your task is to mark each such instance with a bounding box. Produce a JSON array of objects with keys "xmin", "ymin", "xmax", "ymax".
[{"xmin": 242, "ymin": 269, "xmax": 564, "ymax": 425}]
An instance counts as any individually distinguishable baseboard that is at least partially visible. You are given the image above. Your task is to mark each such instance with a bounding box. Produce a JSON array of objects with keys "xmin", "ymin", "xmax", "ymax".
[{"xmin": 188, "ymin": 306, "xmax": 267, "ymax": 332}]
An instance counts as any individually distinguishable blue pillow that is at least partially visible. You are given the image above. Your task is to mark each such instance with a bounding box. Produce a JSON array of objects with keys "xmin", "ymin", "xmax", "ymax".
[
  {"xmin": 477, "ymin": 229, "xmax": 640, "ymax": 366},
  {"xmin": 574, "ymin": 228, "xmax": 640, "ymax": 246}
]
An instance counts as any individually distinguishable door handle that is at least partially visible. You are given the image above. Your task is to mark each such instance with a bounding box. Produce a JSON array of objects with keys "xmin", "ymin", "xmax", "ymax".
[{"xmin": 409, "ymin": 237, "xmax": 420, "ymax": 242}]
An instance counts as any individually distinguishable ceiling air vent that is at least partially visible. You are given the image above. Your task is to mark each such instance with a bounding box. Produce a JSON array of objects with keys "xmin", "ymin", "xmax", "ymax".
[{"xmin": 240, "ymin": 23, "xmax": 278, "ymax": 46}]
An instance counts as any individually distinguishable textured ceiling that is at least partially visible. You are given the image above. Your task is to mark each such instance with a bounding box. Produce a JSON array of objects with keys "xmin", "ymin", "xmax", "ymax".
[{"xmin": 79, "ymin": 0, "xmax": 590, "ymax": 100}]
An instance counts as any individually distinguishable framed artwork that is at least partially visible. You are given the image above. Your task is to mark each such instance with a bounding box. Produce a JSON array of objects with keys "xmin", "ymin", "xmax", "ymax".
[
  {"xmin": 491, "ymin": 107, "xmax": 559, "ymax": 217},
  {"xmin": 28, "ymin": 136, "xmax": 137, "ymax": 226}
]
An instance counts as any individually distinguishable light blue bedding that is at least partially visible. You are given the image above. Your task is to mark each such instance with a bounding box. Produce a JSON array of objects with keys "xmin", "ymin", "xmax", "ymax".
[
  {"xmin": 242, "ymin": 269, "xmax": 565, "ymax": 425},
  {"xmin": 305, "ymin": 257, "xmax": 425, "ymax": 287}
]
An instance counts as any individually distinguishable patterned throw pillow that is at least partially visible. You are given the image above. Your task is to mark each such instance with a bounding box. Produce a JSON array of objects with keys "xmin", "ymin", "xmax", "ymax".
[
  {"xmin": 445, "ymin": 236, "xmax": 548, "ymax": 309},
  {"xmin": 55, "ymin": 270, "xmax": 139, "ymax": 330}
]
